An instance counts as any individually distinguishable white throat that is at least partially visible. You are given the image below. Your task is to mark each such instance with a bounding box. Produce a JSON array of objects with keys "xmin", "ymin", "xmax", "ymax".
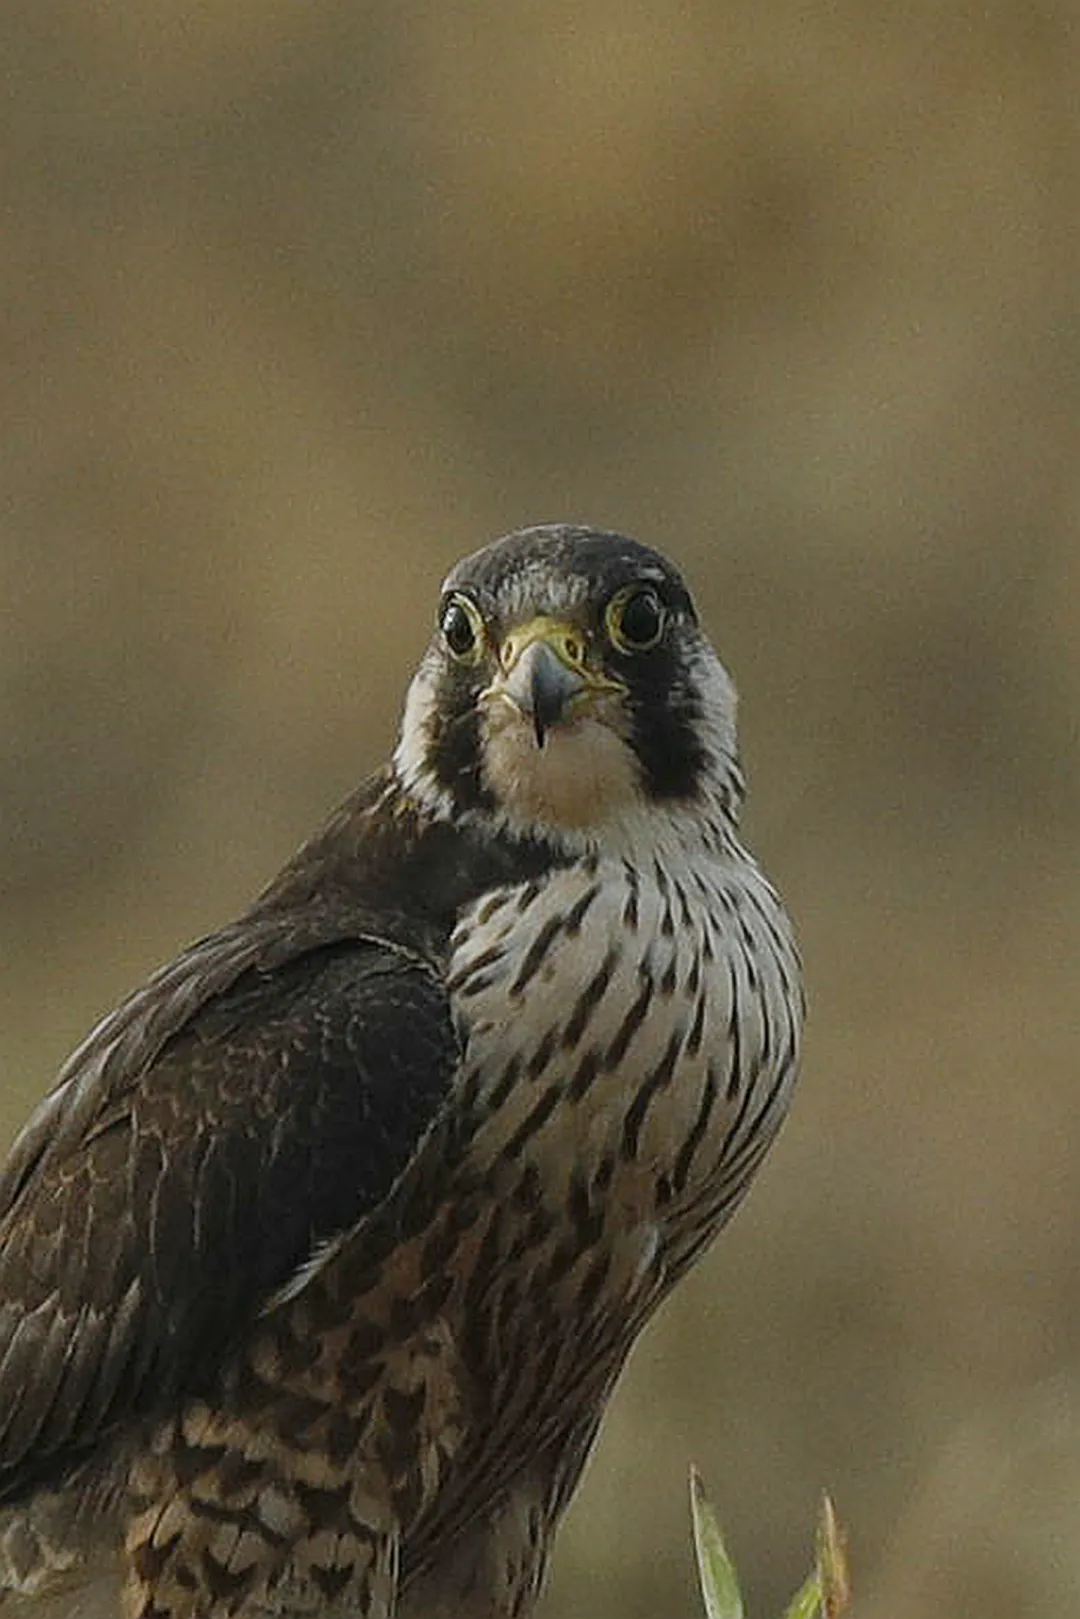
[{"xmin": 393, "ymin": 639, "xmax": 743, "ymax": 863}]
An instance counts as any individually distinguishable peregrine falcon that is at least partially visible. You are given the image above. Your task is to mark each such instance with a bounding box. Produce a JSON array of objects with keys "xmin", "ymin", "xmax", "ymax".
[{"xmin": 0, "ymin": 525, "xmax": 803, "ymax": 1619}]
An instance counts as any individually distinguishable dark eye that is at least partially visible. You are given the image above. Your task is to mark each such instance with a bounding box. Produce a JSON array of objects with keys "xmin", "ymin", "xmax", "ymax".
[
  {"xmin": 439, "ymin": 592, "xmax": 485, "ymax": 661},
  {"xmin": 606, "ymin": 585, "xmax": 666, "ymax": 652}
]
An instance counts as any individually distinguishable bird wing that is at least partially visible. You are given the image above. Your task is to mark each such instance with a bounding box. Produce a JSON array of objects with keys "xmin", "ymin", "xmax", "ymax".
[{"xmin": 0, "ymin": 912, "xmax": 457, "ymax": 1497}]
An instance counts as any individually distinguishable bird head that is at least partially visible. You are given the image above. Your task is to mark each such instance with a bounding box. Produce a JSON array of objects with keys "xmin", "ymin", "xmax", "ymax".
[{"xmin": 395, "ymin": 525, "xmax": 744, "ymax": 848}]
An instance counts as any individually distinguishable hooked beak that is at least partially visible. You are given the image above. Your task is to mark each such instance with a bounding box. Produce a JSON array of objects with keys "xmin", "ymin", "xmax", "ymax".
[
  {"xmin": 484, "ymin": 617, "xmax": 621, "ymax": 748},
  {"xmin": 507, "ymin": 639, "xmax": 585, "ymax": 748}
]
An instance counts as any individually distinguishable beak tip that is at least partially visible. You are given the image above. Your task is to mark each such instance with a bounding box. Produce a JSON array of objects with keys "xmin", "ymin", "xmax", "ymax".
[{"xmin": 501, "ymin": 636, "xmax": 585, "ymax": 746}]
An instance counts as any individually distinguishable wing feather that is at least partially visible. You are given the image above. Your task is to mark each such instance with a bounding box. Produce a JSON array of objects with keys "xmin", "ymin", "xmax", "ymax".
[{"xmin": 0, "ymin": 922, "xmax": 457, "ymax": 1500}]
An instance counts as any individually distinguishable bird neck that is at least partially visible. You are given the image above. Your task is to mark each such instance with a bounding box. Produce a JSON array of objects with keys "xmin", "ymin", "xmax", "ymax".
[{"xmin": 250, "ymin": 767, "xmax": 573, "ymax": 951}]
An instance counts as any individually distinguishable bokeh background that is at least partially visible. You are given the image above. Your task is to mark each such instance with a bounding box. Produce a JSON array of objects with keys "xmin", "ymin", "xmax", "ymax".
[{"xmin": 3, "ymin": 3, "xmax": 1079, "ymax": 1615}]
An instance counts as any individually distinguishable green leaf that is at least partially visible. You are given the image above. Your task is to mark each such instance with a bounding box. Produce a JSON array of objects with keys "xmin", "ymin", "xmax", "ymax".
[
  {"xmin": 689, "ymin": 1467, "xmax": 745, "ymax": 1619},
  {"xmin": 781, "ymin": 1570, "xmax": 823, "ymax": 1619}
]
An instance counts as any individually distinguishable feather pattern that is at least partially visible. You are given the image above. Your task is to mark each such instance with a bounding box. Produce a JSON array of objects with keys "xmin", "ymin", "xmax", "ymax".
[{"xmin": 0, "ymin": 526, "xmax": 803, "ymax": 1619}]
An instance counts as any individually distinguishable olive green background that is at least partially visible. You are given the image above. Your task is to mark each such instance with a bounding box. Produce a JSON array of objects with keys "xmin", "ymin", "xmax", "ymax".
[{"xmin": 3, "ymin": 4, "xmax": 1078, "ymax": 1615}]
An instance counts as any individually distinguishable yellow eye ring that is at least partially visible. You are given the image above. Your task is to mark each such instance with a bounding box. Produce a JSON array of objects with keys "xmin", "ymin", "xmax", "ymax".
[
  {"xmin": 605, "ymin": 585, "xmax": 667, "ymax": 653},
  {"xmin": 439, "ymin": 592, "xmax": 486, "ymax": 663}
]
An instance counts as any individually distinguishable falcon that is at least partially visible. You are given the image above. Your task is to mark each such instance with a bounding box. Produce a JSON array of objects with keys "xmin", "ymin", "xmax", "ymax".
[{"xmin": 0, "ymin": 524, "xmax": 803, "ymax": 1619}]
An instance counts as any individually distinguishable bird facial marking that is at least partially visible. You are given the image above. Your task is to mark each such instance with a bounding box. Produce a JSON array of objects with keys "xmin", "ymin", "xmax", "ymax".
[
  {"xmin": 393, "ymin": 526, "xmax": 743, "ymax": 843},
  {"xmin": 481, "ymin": 616, "xmax": 627, "ymax": 750},
  {"xmin": 477, "ymin": 610, "xmax": 641, "ymax": 830}
]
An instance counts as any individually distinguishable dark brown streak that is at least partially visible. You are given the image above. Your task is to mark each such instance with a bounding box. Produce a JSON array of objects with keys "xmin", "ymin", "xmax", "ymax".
[
  {"xmin": 561, "ymin": 882, "xmax": 602, "ymax": 938},
  {"xmin": 509, "ymin": 915, "xmax": 566, "ymax": 998},
  {"xmin": 525, "ymin": 1027, "xmax": 559, "ymax": 1082},
  {"xmin": 486, "ymin": 1054, "xmax": 523, "ymax": 1112},
  {"xmin": 724, "ymin": 957, "xmax": 743, "ymax": 1103},
  {"xmin": 685, "ymin": 992, "xmax": 707, "ymax": 1059},
  {"xmin": 717, "ymin": 1047, "xmax": 764, "ymax": 1169},
  {"xmin": 454, "ymin": 970, "xmax": 501, "ymax": 1000},
  {"xmin": 672, "ymin": 1063, "xmax": 720, "ymax": 1194},
  {"xmin": 621, "ymin": 1028, "xmax": 684, "ymax": 1161},
  {"xmin": 501, "ymin": 1086, "xmax": 563, "ymax": 1161},
  {"xmin": 567, "ymin": 1048, "xmax": 602, "ymax": 1103},
  {"xmin": 620, "ymin": 862, "xmax": 640, "ymax": 932},
  {"xmin": 514, "ymin": 879, "xmax": 544, "ymax": 914},
  {"xmin": 445, "ymin": 942, "xmax": 507, "ymax": 995},
  {"xmin": 562, "ymin": 948, "xmax": 620, "ymax": 1050},
  {"xmin": 472, "ymin": 889, "xmax": 514, "ymax": 929},
  {"xmin": 721, "ymin": 1063, "xmax": 792, "ymax": 1185},
  {"xmin": 603, "ymin": 970, "xmax": 653, "ymax": 1070}
]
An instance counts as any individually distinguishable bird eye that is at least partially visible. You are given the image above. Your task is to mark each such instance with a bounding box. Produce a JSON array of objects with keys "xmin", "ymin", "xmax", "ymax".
[
  {"xmin": 439, "ymin": 593, "xmax": 485, "ymax": 662},
  {"xmin": 605, "ymin": 586, "xmax": 666, "ymax": 652}
]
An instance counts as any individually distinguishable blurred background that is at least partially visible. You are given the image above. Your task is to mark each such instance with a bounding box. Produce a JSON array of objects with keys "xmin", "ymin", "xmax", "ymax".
[{"xmin": 2, "ymin": 2, "xmax": 1079, "ymax": 1614}]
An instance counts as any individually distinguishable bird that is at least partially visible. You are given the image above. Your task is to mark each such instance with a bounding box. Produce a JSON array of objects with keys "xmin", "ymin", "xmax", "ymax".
[{"xmin": 0, "ymin": 524, "xmax": 803, "ymax": 1619}]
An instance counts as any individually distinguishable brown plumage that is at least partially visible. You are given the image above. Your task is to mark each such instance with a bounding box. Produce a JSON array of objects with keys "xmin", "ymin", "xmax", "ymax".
[{"xmin": 0, "ymin": 526, "xmax": 803, "ymax": 1618}]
